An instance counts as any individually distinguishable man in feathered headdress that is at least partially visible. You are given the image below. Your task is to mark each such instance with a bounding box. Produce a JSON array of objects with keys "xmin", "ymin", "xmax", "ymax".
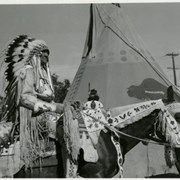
[{"xmin": 0, "ymin": 35, "xmax": 64, "ymax": 169}]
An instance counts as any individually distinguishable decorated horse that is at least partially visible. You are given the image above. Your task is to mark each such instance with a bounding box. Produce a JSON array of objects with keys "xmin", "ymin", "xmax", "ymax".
[{"xmin": 57, "ymin": 88, "xmax": 180, "ymax": 178}]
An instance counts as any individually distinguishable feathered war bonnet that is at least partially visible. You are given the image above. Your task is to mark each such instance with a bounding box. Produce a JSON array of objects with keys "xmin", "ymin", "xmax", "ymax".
[
  {"xmin": 2, "ymin": 35, "xmax": 50, "ymax": 123},
  {"xmin": 4, "ymin": 35, "xmax": 49, "ymax": 82}
]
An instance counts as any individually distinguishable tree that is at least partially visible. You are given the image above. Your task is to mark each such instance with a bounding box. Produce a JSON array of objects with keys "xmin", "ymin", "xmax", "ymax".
[{"xmin": 51, "ymin": 73, "xmax": 71, "ymax": 103}]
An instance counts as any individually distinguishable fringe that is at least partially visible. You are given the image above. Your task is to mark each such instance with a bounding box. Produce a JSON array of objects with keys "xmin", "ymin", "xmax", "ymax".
[
  {"xmin": 19, "ymin": 107, "xmax": 48, "ymax": 168},
  {"xmin": 158, "ymin": 105, "xmax": 180, "ymax": 147}
]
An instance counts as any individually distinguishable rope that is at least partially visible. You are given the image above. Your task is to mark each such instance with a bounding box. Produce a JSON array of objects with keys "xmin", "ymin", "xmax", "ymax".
[{"xmin": 106, "ymin": 122, "xmax": 170, "ymax": 147}]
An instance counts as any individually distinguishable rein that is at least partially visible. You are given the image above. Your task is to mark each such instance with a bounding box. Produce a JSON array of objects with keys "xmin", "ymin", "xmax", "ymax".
[
  {"xmin": 105, "ymin": 123, "xmax": 170, "ymax": 147},
  {"xmin": 82, "ymin": 111, "xmax": 171, "ymax": 147}
]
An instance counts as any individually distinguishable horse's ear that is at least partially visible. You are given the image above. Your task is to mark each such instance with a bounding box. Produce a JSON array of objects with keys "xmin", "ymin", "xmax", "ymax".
[{"xmin": 167, "ymin": 86, "xmax": 175, "ymax": 103}]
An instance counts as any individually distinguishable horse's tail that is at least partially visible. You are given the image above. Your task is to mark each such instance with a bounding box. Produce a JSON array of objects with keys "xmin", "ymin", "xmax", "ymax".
[{"xmin": 63, "ymin": 102, "xmax": 81, "ymax": 161}]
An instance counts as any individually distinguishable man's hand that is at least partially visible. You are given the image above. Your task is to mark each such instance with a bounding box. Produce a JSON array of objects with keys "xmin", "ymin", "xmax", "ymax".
[{"xmin": 34, "ymin": 101, "xmax": 56, "ymax": 113}]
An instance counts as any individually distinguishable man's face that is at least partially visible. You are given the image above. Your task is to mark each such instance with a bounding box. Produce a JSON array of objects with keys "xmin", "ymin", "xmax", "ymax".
[{"xmin": 40, "ymin": 50, "xmax": 49, "ymax": 65}]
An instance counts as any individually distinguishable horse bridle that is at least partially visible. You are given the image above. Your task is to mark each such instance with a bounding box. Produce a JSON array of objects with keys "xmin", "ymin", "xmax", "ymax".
[{"xmin": 81, "ymin": 110, "xmax": 171, "ymax": 147}]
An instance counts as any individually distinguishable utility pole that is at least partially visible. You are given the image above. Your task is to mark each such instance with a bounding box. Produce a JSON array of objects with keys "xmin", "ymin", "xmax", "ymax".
[{"xmin": 166, "ymin": 53, "xmax": 179, "ymax": 86}]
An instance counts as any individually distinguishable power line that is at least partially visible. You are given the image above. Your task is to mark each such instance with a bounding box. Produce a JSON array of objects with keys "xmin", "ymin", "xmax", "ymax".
[{"xmin": 166, "ymin": 53, "xmax": 179, "ymax": 86}]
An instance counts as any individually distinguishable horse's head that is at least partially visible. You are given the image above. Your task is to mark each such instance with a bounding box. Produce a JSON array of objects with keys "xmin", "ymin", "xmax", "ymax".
[{"xmin": 154, "ymin": 86, "xmax": 180, "ymax": 147}]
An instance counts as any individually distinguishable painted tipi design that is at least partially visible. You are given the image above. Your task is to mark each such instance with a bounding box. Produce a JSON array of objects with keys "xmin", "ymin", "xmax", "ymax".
[{"xmin": 65, "ymin": 4, "xmax": 180, "ymax": 109}]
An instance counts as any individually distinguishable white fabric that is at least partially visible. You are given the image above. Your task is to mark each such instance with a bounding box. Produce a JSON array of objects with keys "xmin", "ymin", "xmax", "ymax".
[{"xmin": 80, "ymin": 132, "xmax": 98, "ymax": 162}]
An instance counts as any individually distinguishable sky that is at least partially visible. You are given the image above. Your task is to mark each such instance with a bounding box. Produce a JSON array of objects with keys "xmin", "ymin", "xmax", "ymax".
[{"xmin": 1, "ymin": 2, "xmax": 180, "ymax": 93}]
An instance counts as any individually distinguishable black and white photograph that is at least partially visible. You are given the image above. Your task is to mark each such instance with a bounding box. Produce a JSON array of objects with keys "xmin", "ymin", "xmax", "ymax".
[{"xmin": 0, "ymin": 0, "xmax": 180, "ymax": 178}]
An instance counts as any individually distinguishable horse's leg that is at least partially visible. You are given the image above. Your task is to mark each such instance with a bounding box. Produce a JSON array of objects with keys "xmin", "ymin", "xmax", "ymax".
[
  {"xmin": 175, "ymin": 148, "xmax": 180, "ymax": 174},
  {"xmin": 55, "ymin": 141, "xmax": 64, "ymax": 178},
  {"xmin": 78, "ymin": 130, "xmax": 119, "ymax": 178},
  {"xmin": 56, "ymin": 120, "xmax": 66, "ymax": 178}
]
